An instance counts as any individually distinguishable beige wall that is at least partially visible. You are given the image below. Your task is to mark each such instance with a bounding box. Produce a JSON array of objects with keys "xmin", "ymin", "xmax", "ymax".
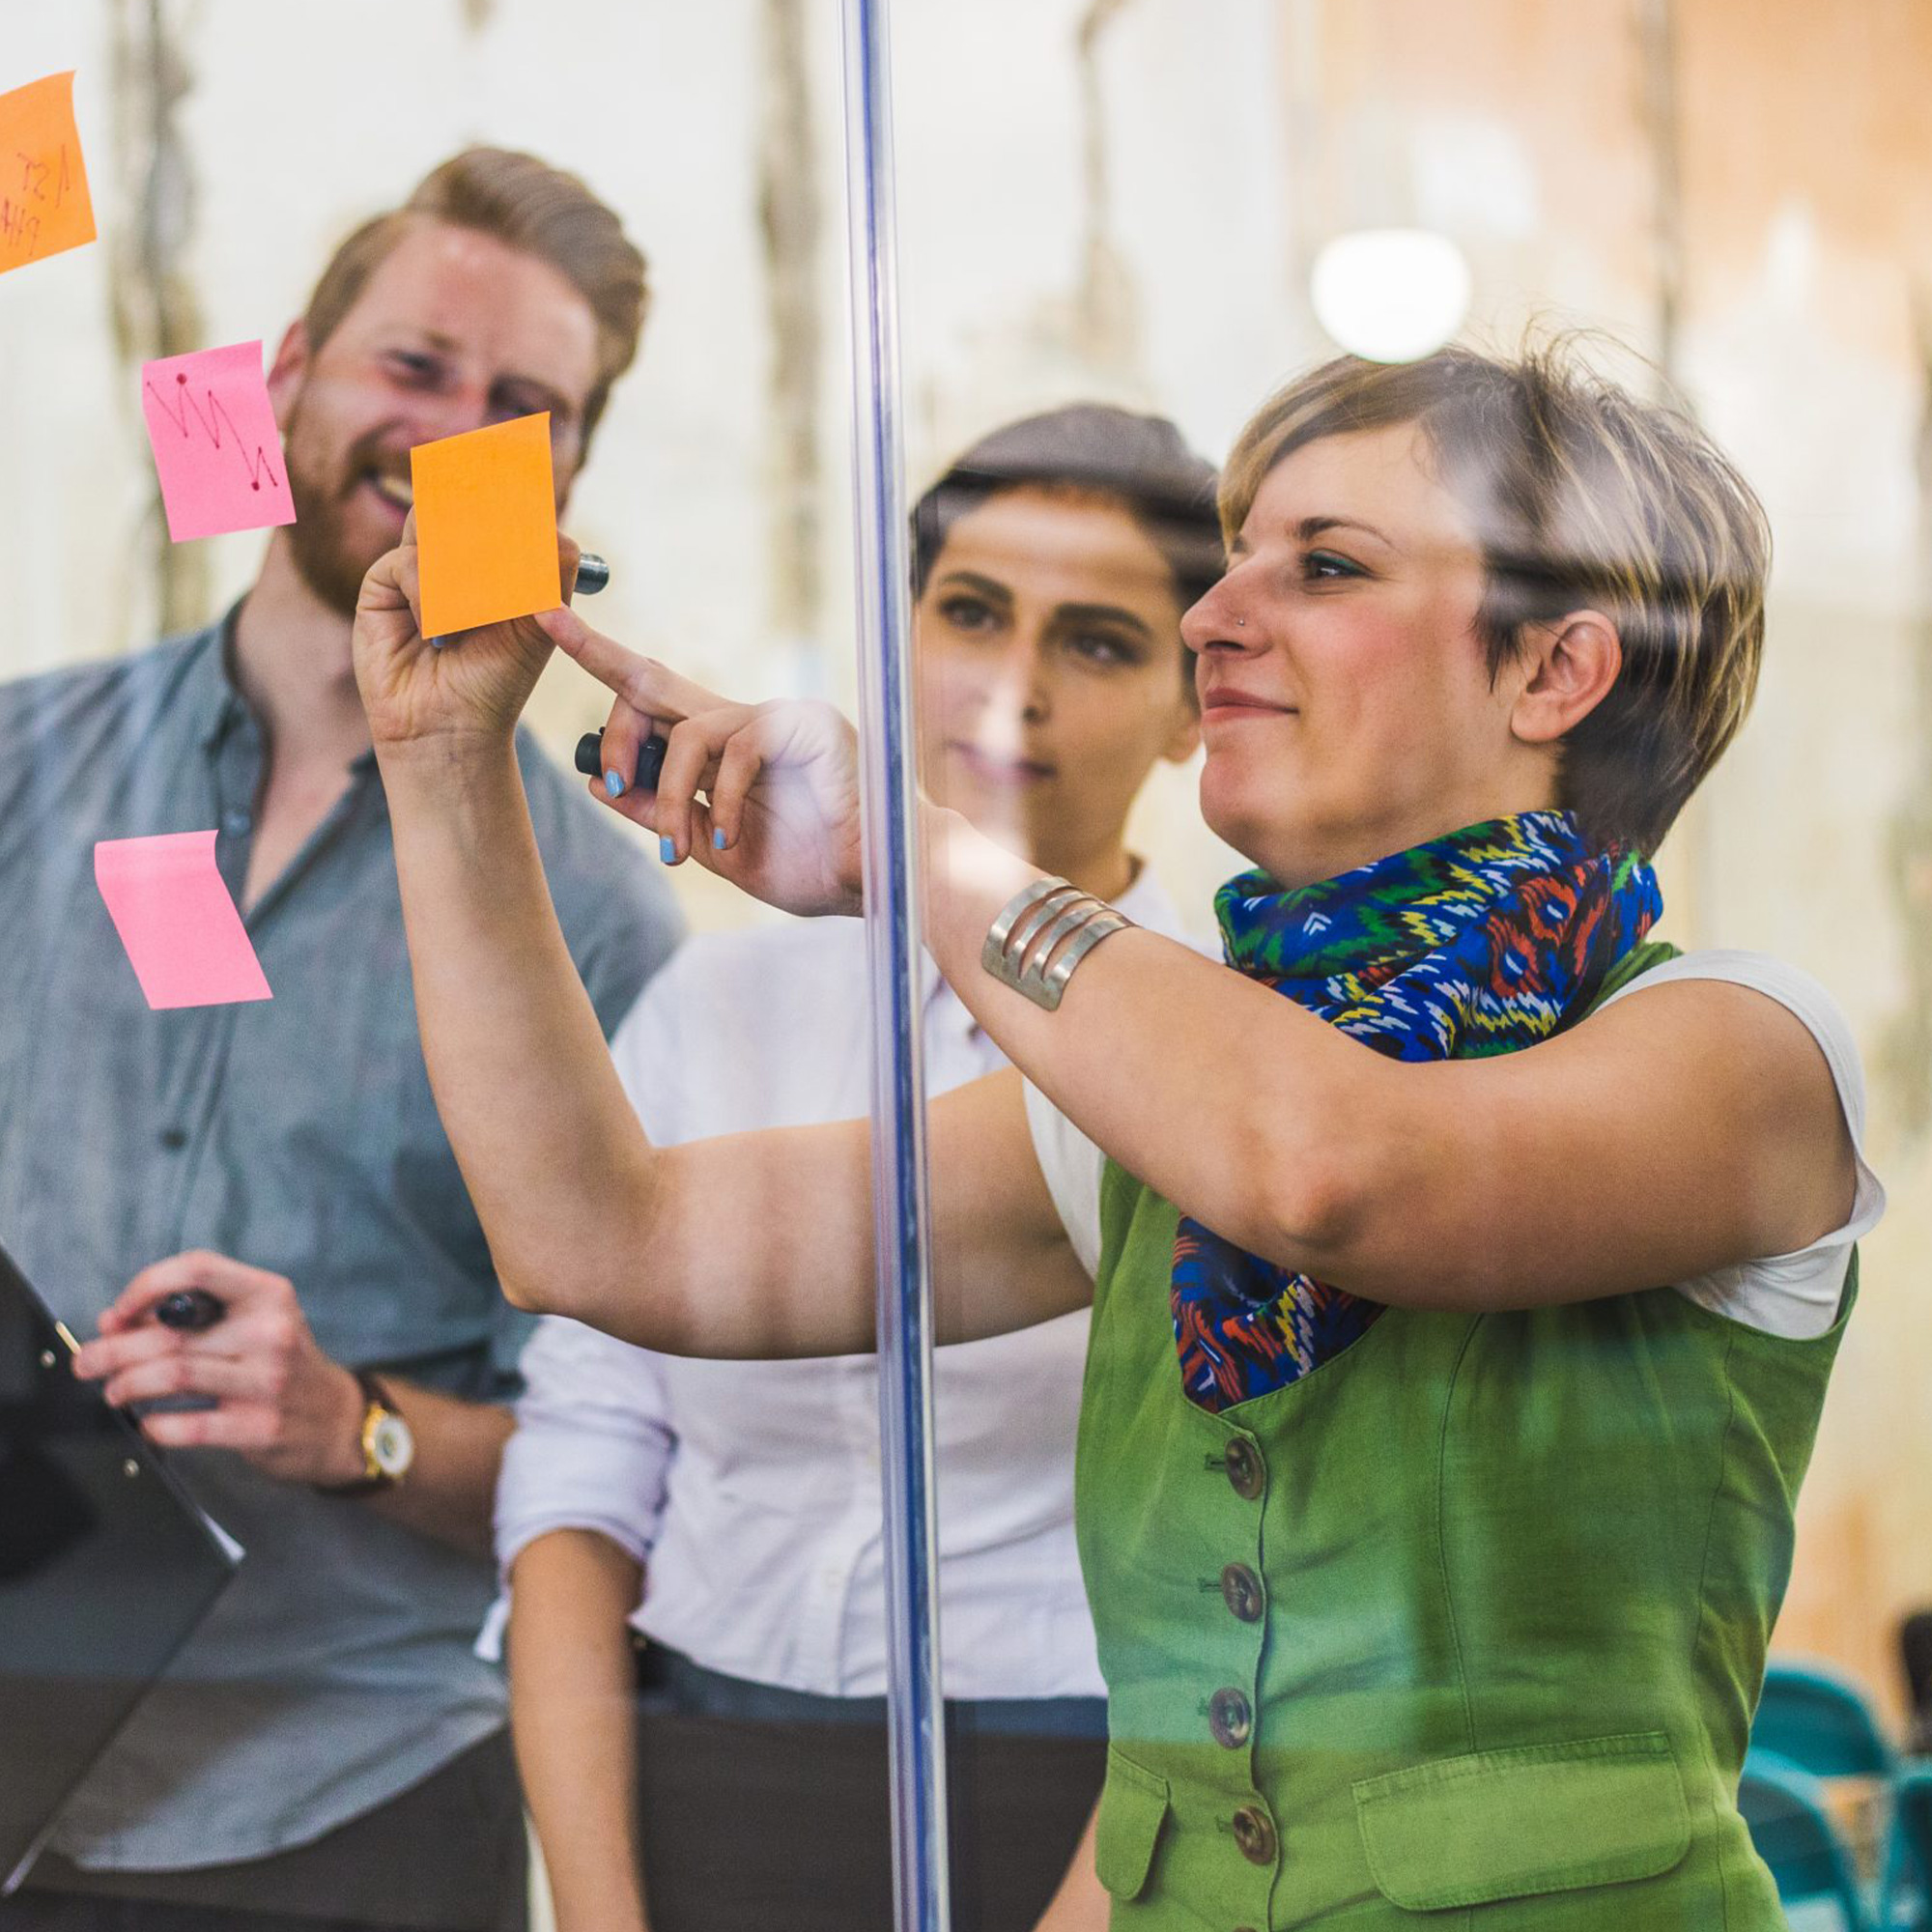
[
  {"xmin": 2, "ymin": 0, "xmax": 1926, "ymax": 1718},
  {"xmin": 1269, "ymin": 0, "xmax": 1932, "ymax": 1717}
]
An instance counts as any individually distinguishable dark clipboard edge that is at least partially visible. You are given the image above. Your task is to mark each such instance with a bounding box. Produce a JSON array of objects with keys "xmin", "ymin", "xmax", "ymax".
[{"xmin": 0, "ymin": 1245, "xmax": 243, "ymax": 1894}]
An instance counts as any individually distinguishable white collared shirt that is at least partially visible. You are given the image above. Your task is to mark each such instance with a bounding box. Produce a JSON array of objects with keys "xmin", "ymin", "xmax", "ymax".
[{"xmin": 488, "ymin": 867, "xmax": 1196, "ymax": 1698}]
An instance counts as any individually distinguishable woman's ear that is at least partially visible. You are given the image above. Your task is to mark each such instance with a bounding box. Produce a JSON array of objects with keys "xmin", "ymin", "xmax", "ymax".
[{"xmin": 1510, "ymin": 609, "xmax": 1623, "ymax": 746}]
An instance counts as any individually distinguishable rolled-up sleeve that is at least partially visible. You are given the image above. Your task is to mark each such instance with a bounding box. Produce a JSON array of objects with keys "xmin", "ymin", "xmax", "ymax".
[{"xmin": 493, "ymin": 1314, "xmax": 677, "ymax": 1576}]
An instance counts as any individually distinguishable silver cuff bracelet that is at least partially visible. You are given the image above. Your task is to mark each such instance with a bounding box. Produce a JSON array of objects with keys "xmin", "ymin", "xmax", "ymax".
[{"xmin": 980, "ymin": 876, "xmax": 1134, "ymax": 1010}]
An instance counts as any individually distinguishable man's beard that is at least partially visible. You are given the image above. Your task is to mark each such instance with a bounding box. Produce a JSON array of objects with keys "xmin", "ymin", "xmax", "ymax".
[{"xmin": 281, "ymin": 400, "xmax": 396, "ymax": 619}]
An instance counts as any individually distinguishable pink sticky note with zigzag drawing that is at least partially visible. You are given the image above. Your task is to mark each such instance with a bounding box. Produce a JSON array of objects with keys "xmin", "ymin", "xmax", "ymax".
[
  {"xmin": 95, "ymin": 833, "xmax": 272, "ymax": 1010},
  {"xmin": 140, "ymin": 340, "xmax": 298, "ymax": 543}
]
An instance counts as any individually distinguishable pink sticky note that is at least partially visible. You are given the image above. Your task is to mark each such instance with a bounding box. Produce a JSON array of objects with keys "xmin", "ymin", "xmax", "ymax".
[
  {"xmin": 140, "ymin": 341, "xmax": 298, "ymax": 543},
  {"xmin": 95, "ymin": 833, "xmax": 272, "ymax": 1010}
]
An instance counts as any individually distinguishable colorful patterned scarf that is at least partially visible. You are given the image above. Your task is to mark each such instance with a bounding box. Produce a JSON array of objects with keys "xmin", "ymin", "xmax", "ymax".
[{"xmin": 1172, "ymin": 810, "xmax": 1662, "ymax": 1412}]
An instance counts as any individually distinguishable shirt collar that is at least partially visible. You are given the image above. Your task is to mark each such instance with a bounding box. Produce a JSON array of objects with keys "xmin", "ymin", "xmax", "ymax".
[
  {"xmin": 190, "ymin": 602, "xmax": 381, "ymax": 777},
  {"xmin": 187, "ymin": 605, "xmax": 250, "ymax": 756},
  {"xmin": 1111, "ymin": 858, "xmax": 1183, "ymax": 934}
]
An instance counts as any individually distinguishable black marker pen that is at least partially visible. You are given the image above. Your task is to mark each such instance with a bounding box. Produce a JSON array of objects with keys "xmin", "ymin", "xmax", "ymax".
[
  {"xmin": 575, "ymin": 729, "xmax": 668, "ymax": 794},
  {"xmin": 156, "ymin": 1288, "xmax": 225, "ymax": 1332}
]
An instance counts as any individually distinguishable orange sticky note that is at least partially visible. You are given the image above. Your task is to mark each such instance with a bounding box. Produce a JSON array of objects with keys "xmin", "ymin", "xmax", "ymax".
[
  {"xmin": 0, "ymin": 72, "xmax": 97, "ymax": 276},
  {"xmin": 411, "ymin": 412, "xmax": 560, "ymax": 639}
]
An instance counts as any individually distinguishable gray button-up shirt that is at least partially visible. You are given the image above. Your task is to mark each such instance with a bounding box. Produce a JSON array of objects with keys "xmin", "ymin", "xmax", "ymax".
[{"xmin": 0, "ymin": 618, "xmax": 682, "ymax": 1870}]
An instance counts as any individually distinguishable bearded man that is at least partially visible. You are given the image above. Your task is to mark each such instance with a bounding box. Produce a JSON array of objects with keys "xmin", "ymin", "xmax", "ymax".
[{"xmin": 0, "ymin": 149, "xmax": 681, "ymax": 1932}]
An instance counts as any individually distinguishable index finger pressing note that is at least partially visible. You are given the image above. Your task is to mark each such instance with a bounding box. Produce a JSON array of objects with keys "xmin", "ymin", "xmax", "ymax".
[{"xmin": 535, "ymin": 606, "xmax": 732, "ymax": 724}]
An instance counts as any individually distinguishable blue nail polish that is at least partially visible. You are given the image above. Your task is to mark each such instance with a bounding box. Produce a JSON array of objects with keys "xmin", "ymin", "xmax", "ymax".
[
  {"xmin": 427, "ymin": 636, "xmax": 447, "ymax": 652},
  {"xmin": 660, "ymin": 836, "xmax": 676, "ymax": 864},
  {"xmin": 605, "ymin": 771, "xmax": 625, "ymax": 799},
  {"xmin": 713, "ymin": 828, "xmax": 727, "ymax": 851}
]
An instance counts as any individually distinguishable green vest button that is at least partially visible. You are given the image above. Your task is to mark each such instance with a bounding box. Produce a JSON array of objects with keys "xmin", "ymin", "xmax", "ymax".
[
  {"xmin": 1223, "ymin": 1437, "xmax": 1264, "ymax": 1499},
  {"xmin": 1209, "ymin": 1687, "xmax": 1254, "ymax": 1748},
  {"xmin": 1221, "ymin": 1561, "xmax": 1264, "ymax": 1622},
  {"xmin": 1231, "ymin": 1803, "xmax": 1277, "ymax": 1865}
]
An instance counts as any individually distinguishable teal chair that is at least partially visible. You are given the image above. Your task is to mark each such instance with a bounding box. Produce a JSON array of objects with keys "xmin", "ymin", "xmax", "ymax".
[
  {"xmin": 1740, "ymin": 1748, "xmax": 1880, "ymax": 1932},
  {"xmin": 1755, "ymin": 1661, "xmax": 1902, "ymax": 1782},
  {"xmin": 1889, "ymin": 1766, "xmax": 1932, "ymax": 1931},
  {"xmin": 1752, "ymin": 1659, "xmax": 1927, "ymax": 1924}
]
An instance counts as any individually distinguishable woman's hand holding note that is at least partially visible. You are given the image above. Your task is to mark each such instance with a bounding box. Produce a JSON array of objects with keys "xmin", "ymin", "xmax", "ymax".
[{"xmin": 351, "ymin": 510, "xmax": 575, "ymax": 752}]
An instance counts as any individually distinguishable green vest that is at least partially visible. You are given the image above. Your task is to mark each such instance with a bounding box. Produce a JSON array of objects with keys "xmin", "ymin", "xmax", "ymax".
[{"xmin": 1077, "ymin": 954, "xmax": 1852, "ymax": 1929}]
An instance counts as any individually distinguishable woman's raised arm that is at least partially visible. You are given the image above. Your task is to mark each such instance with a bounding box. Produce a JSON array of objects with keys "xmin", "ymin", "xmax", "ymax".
[{"xmin": 541, "ymin": 601, "xmax": 1857, "ymax": 1317}]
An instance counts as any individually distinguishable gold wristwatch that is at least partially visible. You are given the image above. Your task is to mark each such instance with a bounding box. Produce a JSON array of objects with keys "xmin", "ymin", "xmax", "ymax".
[{"xmin": 319, "ymin": 1371, "xmax": 414, "ymax": 1495}]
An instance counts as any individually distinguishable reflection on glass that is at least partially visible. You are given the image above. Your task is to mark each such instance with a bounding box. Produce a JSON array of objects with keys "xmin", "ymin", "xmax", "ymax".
[{"xmin": 0, "ymin": 9, "xmax": 1923, "ymax": 1932}]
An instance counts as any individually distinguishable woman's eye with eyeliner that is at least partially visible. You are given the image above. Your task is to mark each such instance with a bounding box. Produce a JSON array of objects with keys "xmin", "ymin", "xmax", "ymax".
[
  {"xmin": 1065, "ymin": 631, "xmax": 1138, "ymax": 668},
  {"xmin": 938, "ymin": 594, "xmax": 1002, "ymax": 634},
  {"xmin": 1304, "ymin": 550, "xmax": 1367, "ymax": 582}
]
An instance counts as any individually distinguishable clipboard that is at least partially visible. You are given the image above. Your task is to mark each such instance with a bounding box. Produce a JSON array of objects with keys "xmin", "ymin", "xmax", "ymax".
[{"xmin": 0, "ymin": 1242, "xmax": 242, "ymax": 1892}]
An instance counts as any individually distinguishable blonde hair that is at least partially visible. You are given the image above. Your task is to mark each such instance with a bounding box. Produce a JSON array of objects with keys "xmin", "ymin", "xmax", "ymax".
[
  {"xmin": 1220, "ymin": 343, "xmax": 1770, "ymax": 854},
  {"xmin": 302, "ymin": 148, "xmax": 647, "ymax": 452}
]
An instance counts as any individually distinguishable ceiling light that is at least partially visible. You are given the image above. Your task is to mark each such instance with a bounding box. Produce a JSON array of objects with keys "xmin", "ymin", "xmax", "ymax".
[{"xmin": 1310, "ymin": 228, "xmax": 1472, "ymax": 363}]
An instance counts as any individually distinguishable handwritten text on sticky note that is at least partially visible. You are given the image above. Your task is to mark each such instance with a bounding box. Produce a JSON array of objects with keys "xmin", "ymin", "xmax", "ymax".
[
  {"xmin": 411, "ymin": 412, "xmax": 560, "ymax": 639},
  {"xmin": 95, "ymin": 834, "xmax": 272, "ymax": 1011},
  {"xmin": 141, "ymin": 341, "xmax": 298, "ymax": 543},
  {"xmin": 0, "ymin": 72, "xmax": 97, "ymax": 276}
]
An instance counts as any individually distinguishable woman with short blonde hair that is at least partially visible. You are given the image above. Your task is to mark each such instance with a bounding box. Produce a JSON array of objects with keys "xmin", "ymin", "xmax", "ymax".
[{"xmin": 355, "ymin": 341, "xmax": 1880, "ymax": 1929}]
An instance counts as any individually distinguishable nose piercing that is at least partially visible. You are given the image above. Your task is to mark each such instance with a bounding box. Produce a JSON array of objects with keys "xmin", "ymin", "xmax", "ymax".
[{"xmin": 1236, "ymin": 617, "xmax": 1246, "ymax": 628}]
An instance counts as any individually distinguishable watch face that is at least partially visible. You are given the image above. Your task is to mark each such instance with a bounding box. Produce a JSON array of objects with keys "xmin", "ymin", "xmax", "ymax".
[{"xmin": 369, "ymin": 1409, "xmax": 414, "ymax": 1479}]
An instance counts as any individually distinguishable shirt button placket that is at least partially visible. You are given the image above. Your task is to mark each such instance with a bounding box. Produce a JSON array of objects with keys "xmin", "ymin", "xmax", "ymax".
[{"xmin": 1210, "ymin": 1429, "xmax": 1277, "ymax": 1918}]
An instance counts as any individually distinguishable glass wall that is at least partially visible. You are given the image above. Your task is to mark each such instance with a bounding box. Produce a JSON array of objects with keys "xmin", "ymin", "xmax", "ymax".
[{"xmin": 0, "ymin": 3, "xmax": 1927, "ymax": 1927}]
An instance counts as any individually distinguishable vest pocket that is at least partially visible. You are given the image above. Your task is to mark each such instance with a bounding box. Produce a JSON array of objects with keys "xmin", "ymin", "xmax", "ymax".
[
  {"xmin": 1352, "ymin": 1731, "xmax": 1690, "ymax": 1911},
  {"xmin": 1094, "ymin": 1746, "xmax": 1172, "ymax": 1901}
]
